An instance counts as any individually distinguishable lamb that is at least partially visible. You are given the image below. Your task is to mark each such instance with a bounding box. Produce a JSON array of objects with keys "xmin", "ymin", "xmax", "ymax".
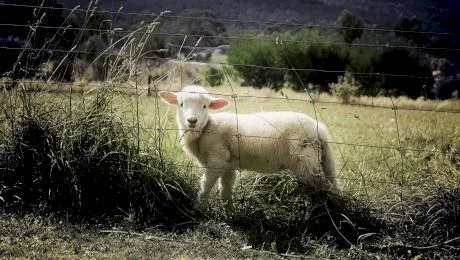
[{"xmin": 159, "ymin": 85, "xmax": 340, "ymax": 213}]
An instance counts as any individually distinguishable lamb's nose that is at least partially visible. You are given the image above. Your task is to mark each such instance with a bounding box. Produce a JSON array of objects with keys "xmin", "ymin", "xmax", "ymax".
[{"xmin": 187, "ymin": 118, "xmax": 197, "ymax": 124}]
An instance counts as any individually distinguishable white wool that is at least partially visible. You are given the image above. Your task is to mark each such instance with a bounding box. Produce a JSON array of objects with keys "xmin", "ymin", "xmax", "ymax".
[{"xmin": 159, "ymin": 85, "xmax": 339, "ymax": 213}]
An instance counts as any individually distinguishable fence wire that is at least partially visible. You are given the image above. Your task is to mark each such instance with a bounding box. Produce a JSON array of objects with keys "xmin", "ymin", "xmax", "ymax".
[{"xmin": 1, "ymin": 1, "xmax": 459, "ymax": 204}]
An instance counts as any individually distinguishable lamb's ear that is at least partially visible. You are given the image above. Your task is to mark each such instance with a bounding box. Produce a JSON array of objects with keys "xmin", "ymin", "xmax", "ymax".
[
  {"xmin": 209, "ymin": 98, "xmax": 229, "ymax": 110},
  {"xmin": 159, "ymin": 91, "xmax": 178, "ymax": 105}
]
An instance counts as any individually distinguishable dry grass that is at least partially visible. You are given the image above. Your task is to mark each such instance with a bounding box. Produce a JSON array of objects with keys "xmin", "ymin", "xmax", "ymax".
[
  {"xmin": 0, "ymin": 215, "xmax": 290, "ymax": 259},
  {"xmin": 1, "ymin": 61, "xmax": 459, "ymax": 258}
]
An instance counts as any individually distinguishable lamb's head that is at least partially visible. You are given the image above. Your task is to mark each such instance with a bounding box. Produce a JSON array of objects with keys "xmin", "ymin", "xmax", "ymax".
[{"xmin": 159, "ymin": 85, "xmax": 229, "ymax": 130}]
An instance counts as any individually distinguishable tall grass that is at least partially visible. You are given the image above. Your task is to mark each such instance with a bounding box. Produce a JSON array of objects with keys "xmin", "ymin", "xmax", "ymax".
[
  {"xmin": 0, "ymin": 3, "xmax": 201, "ymax": 228},
  {"xmin": 0, "ymin": 88, "xmax": 199, "ymax": 228}
]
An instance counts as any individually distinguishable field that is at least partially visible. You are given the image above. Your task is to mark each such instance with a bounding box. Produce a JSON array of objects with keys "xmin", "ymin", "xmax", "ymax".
[{"xmin": 1, "ymin": 70, "xmax": 460, "ymax": 258}]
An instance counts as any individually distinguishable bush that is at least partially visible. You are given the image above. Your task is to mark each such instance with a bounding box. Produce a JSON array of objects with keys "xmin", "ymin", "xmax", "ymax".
[
  {"xmin": 436, "ymin": 79, "xmax": 460, "ymax": 99},
  {"xmin": 204, "ymin": 67, "xmax": 225, "ymax": 87},
  {"xmin": 330, "ymin": 74, "xmax": 360, "ymax": 104}
]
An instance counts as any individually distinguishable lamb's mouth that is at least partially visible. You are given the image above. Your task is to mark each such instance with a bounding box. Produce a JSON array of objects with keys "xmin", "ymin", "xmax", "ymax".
[{"xmin": 188, "ymin": 124, "xmax": 197, "ymax": 129}]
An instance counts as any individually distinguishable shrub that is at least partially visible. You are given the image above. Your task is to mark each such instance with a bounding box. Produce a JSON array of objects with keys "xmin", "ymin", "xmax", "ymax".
[
  {"xmin": 204, "ymin": 67, "xmax": 225, "ymax": 87},
  {"xmin": 231, "ymin": 174, "xmax": 382, "ymax": 252},
  {"xmin": 436, "ymin": 79, "xmax": 460, "ymax": 99},
  {"xmin": 330, "ymin": 73, "xmax": 360, "ymax": 104}
]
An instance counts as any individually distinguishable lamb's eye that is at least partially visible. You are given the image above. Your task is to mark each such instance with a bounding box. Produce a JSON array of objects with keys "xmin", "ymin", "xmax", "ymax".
[
  {"xmin": 180, "ymin": 103, "xmax": 183, "ymax": 107},
  {"xmin": 203, "ymin": 105, "xmax": 207, "ymax": 109}
]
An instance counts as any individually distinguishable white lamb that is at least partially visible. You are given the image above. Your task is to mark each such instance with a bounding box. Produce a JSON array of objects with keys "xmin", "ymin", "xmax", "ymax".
[{"xmin": 159, "ymin": 85, "xmax": 339, "ymax": 213}]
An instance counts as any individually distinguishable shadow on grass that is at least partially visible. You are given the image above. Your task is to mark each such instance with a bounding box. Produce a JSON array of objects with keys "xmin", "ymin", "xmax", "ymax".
[
  {"xmin": 225, "ymin": 175, "xmax": 460, "ymax": 257},
  {"xmin": 228, "ymin": 177, "xmax": 383, "ymax": 253}
]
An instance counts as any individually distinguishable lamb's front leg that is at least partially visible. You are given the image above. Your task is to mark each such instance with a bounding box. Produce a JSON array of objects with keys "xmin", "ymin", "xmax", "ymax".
[
  {"xmin": 197, "ymin": 171, "xmax": 221, "ymax": 204},
  {"xmin": 220, "ymin": 170, "xmax": 236, "ymax": 215},
  {"xmin": 196, "ymin": 149, "xmax": 232, "ymax": 210}
]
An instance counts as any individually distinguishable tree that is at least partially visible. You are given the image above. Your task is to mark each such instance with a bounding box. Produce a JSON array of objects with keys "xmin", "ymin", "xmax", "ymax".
[
  {"xmin": 348, "ymin": 45, "xmax": 434, "ymax": 98},
  {"xmin": 394, "ymin": 16, "xmax": 429, "ymax": 47},
  {"xmin": 227, "ymin": 32, "xmax": 285, "ymax": 90},
  {"xmin": 281, "ymin": 30, "xmax": 348, "ymax": 91},
  {"xmin": 166, "ymin": 9, "xmax": 228, "ymax": 47},
  {"xmin": 337, "ymin": 10, "xmax": 364, "ymax": 44},
  {"xmin": 227, "ymin": 30, "xmax": 348, "ymax": 92}
]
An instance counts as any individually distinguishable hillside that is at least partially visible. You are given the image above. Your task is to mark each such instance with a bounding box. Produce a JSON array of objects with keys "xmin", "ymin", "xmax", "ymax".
[{"xmin": 60, "ymin": 0, "xmax": 459, "ymax": 31}]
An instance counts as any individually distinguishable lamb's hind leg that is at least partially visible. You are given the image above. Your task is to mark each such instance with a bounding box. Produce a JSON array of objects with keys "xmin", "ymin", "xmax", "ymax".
[
  {"xmin": 320, "ymin": 139, "xmax": 340, "ymax": 193},
  {"xmin": 290, "ymin": 144, "xmax": 332, "ymax": 192}
]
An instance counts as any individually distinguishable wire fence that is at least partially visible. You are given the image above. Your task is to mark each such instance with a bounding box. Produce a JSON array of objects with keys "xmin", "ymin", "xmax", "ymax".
[{"xmin": 1, "ymin": 2, "xmax": 459, "ymax": 204}]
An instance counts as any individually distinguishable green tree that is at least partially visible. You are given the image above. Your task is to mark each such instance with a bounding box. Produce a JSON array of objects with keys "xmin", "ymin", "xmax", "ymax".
[
  {"xmin": 280, "ymin": 30, "xmax": 348, "ymax": 91},
  {"xmin": 227, "ymin": 32, "xmax": 285, "ymax": 90},
  {"xmin": 348, "ymin": 44, "xmax": 433, "ymax": 98},
  {"xmin": 373, "ymin": 47, "xmax": 433, "ymax": 98},
  {"xmin": 337, "ymin": 10, "xmax": 364, "ymax": 44},
  {"xmin": 227, "ymin": 30, "xmax": 348, "ymax": 92},
  {"xmin": 394, "ymin": 16, "xmax": 429, "ymax": 46},
  {"xmin": 203, "ymin": 67, "xmax": 225, "ymax": 87}
]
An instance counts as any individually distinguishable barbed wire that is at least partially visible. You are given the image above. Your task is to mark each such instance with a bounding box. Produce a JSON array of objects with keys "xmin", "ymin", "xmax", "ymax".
[
  {"xmin": 1, "ymin": 23, "xmax": 460, "ymax": 52},
  {"xmin": 0, "ymin": 2, "xmax": 459, "ymax": 37}
]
